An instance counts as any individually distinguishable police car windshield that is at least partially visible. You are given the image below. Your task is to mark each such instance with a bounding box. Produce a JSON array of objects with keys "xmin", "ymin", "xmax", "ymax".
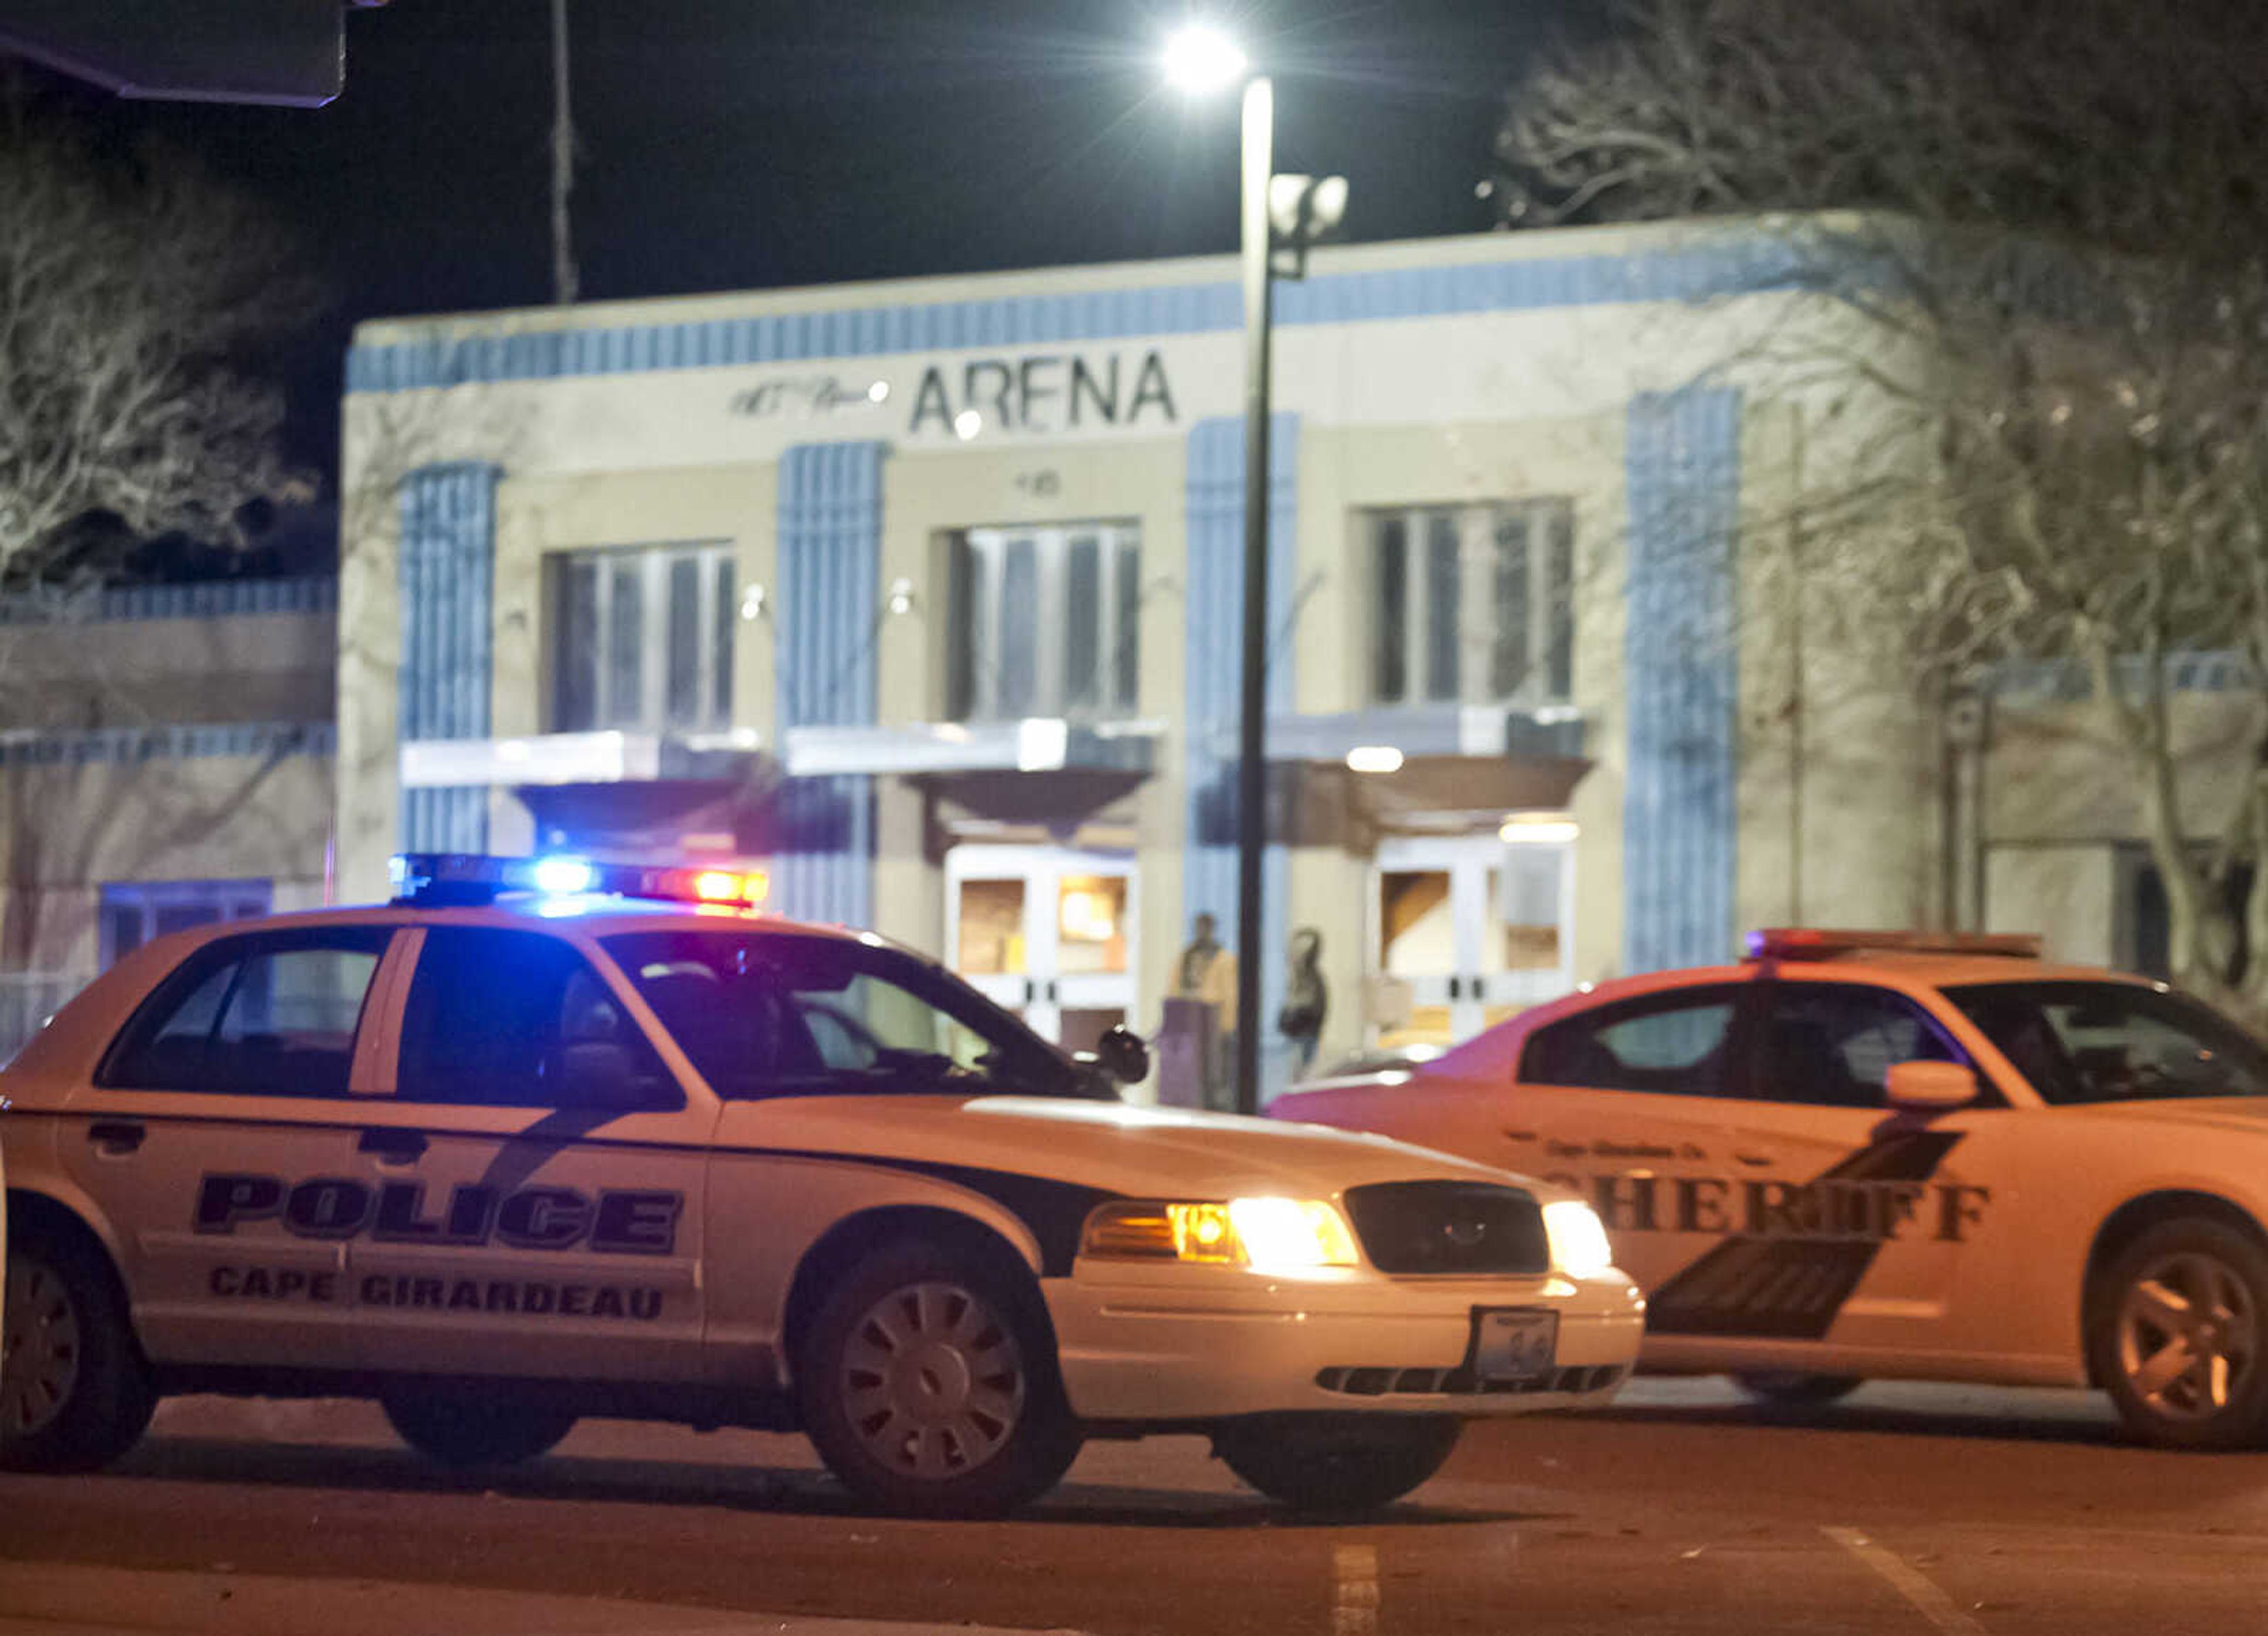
[
  {"xmin": 1944, "ymin": 980, "xmax": 2268, "ymax": 1105},
  {"xmin": 601, "ymin": 930, "xmax": 1076, "ymax": 1099}
]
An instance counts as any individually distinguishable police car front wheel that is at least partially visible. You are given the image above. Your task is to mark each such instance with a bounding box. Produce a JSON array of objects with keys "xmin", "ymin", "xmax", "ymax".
[
  {"xmin": 0, "ymin": 1228, "xmax": 154, "ymax": 1473},
  {"xmin": 1213, "ymin": 1415, "xmax": 1462, "ymax": 1513},
  {"xmin": 2091, "ymin": 1217, "xmax": 2268, "ymax": 1451},
  {"xmin": 380, "ymin": 1393, "xmax": 579, "ymax": 1467},
  {"xmin": 797, "ymin": 1237, "xmax": 1079, "ymax": 1516}
]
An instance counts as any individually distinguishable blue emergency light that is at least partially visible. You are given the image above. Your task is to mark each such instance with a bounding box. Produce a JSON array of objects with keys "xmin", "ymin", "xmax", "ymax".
[{"xmin": 389, "ymin": 853, "xmax": 770, "ymax": 910}]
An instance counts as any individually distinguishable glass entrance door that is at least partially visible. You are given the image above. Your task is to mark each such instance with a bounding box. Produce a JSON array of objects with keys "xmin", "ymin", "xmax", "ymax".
[
  {"xmin": 945, "ymin": 845, "xmax": 1137, "ymax": 1052},
  {"xmin": 1374, "ymin": 832, "xmax": 1574, "ymax": 1048}
]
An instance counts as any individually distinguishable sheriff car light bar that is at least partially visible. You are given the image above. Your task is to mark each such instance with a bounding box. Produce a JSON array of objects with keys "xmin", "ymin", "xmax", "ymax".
[
  {"xmin": 1745, "ymin": 927, "xmax": 2042, "ymax": 962},
  {"xmin": 390, "ymin": 852, "xmax": 770, "ymax": 910}
]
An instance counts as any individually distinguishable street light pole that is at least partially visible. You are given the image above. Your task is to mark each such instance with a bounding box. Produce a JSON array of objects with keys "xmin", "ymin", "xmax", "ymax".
[{"xmin": 1232, "ymin": 74, "xmax": 1274, "ymax": 1118}]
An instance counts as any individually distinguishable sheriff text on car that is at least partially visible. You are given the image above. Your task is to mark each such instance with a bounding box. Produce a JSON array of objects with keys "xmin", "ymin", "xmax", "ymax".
[
  {"xmin": 0, "ymin": 854, "xmax": 1642, "ymax": 1515},
  {"xmin": 1276, "ymin": 928, "xmax": 2268, "ymax": 1450}
]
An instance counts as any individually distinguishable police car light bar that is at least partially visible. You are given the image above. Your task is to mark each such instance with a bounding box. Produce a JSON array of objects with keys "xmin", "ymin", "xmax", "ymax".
[
  {"xmin": 390, "ymin": 853, "xmax": 770, "ymax": 910},
  {"xmin": 1745, "ymin": 927, "xmax": 2042, "ymax": 962}
]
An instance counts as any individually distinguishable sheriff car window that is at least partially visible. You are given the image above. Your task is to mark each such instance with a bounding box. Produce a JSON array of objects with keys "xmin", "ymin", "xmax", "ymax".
[
  {"xmin": 1946, "ymin": 980, "xmax": 2268, "ymax": 1105},
  {"xmin": 396, "ymin": 927, "xmax": 677, "ymax": 1110},
  {"xmin": 1520, "ymin": 986, "xmax": 1744, "ymax": 1097},
  {"xmin": 1749, "ymin": 983, "xmax": 1963, "ymax": 1108},
  {"xmin": 102, "ymin": 931, "xmax": 387, "ymax": 1096},
  {"xmin": 602, "ymin": 930, "xmax": 1070, "ymax": 1099}
]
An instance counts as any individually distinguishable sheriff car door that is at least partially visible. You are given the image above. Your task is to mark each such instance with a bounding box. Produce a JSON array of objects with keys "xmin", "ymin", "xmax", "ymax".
[
  {"xmin": 1647, "ymin": 976, "xmax": 1992, "ymax": 1360},
  {"xmin": 62, "ymin": 925, "xmax": 400, "ymax": 1370},
  {"xmin": 349, "ymin": 924, "xmax": 717, "ymax": 1381},
  {"xmin": 1511, "ymin": 979, "xmax": 1759, "ymax": 1296}
]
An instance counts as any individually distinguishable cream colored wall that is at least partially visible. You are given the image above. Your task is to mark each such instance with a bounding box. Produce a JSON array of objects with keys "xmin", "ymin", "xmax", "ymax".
[
  {"xmin": 335, "ymin": 478, "xmax": 401, "ymax": 907},
  {"xmin": 1566, "ymin": 448, "xmax": 1630, "ymax": 986},
  {"xmin": 0, "ymin": 754, "xmax": 335, "ymax": 969},
  {"xmin": 1291, "ymin": 415, "xmax": 1627, "ymax": 992},
  {"xmin": 871, "ymin": 438, "xmax": 1187, "ymax": 996},
  {"xmin": 0, "ymin": 602, "xmax": 336, "ymax": 970},
  {"xmin": 0, "ymin": 612, "xmax": 334, "ymax": 729},
  {"xmin": 1732, "ymin": 399, "xmax": 1942, "ymax": 941},
  {"xmin": 488, "ymin": 464, "xmax": 780, "ymax": 855},
  {"xmin": 1984, "ymin": 690, "xmax": 2254, "ymax": 845},
  {"xmin": 1964, "ymin": 688, "xmax": 2257, "ymax": 962},
  {"xmin": 492, "ymin": 463, "xmax": 781, "ymax": 743},
  {"xmin": 1984, "ymin": 844, "xmax": 2117, "ymax": 967}
]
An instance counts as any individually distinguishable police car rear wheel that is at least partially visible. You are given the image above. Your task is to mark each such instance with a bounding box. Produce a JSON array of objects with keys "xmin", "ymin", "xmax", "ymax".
[
  {"xmin": 380, "ymin": 1394, "xmax": 579, "ymax": 1467},
  {"xmin": 2091, "ymin": 1218, "xmax": 2268, "ymax": 1451},
  {"xmin": 799, "ymin": 1239, "xmax": 1078, "ymax": 1517},
  {"xmin": 1732, "ymin": 1371, "xmax": 1864, "ymax": 1408},
  {"xmin": 0, "ymin": 1231, "xmax": 154, "ymax": 1473},
  {"xmin": 1213, "ymin": 1415, "xmax": 1461, "ymax": 1513}
]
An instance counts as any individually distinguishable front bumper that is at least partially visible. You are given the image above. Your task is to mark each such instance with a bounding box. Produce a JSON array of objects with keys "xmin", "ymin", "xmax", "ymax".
[{"xmin": 1047, "ymin": 1259, "xmax": 1646, "ymax": 1423}]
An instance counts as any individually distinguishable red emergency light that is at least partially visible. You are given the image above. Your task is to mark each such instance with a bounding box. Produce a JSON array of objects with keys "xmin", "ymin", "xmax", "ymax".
[{"xmin": 1744, "ymin": 927, "xmax": 2042, "ymax": 962}]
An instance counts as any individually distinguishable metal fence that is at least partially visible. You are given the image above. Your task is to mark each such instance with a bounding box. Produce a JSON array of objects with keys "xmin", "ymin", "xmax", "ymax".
[{"xmin": 0, "ymin": 971, "xmax": 93, "ymax": 1065}]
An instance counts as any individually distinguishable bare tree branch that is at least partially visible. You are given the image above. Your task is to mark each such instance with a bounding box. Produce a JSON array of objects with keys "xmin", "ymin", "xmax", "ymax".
[
  {"xmin": 1499, "ymin": 0, "xmax": 2268, "ymax": 1011},
  {"xmin": 0, "ymin": 125, "xmax": 318, "ymax": 588}
]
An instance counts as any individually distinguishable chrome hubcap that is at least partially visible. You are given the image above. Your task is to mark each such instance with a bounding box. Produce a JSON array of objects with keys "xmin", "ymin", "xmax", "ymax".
[
  {"xmin": 1, "ymin": 1255, "xmax": 82, "ymax": 1439},
  {"xmin": 841, "ymin": 1280, "xmax": 1025, "ymax": 1479},
  {"xmin": 2117, "ymin": 1251, "xmax": 2259, "ymax": 1421}
]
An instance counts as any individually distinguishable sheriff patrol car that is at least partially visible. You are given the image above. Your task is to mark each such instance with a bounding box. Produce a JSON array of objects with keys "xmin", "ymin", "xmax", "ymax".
[
  {"xmin": 1275, "ymin": 928, "xmax": 2268, "ymax": 1451},
  {"xmin": 0, "ymin": 854, "xmax": 1642, "ymax": 1516}
]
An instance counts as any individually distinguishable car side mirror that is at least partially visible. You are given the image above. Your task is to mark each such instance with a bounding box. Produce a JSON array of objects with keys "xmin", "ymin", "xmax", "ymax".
[
  {"xmin": 1094, "ymin": 1025, "xmax": 1151, "ymax": 1087},
  {"xmin": 1885, "ymin": 1060, "xmax": 1979, "ymax": 1112}
]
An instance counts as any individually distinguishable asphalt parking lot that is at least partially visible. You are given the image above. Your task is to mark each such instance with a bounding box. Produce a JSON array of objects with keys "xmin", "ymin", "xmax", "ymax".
[{"xmin": 4, "ymin": 1377, "xmax": 2264, "ymax": 1636}]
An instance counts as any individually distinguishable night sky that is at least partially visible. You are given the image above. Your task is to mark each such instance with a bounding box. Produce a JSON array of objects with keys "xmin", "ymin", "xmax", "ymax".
[{"xmin": 21, "ymin": 1, "xmax": 1595, "ymax": 522}]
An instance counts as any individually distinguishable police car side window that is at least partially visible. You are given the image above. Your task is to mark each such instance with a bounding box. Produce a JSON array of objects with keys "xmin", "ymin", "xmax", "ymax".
[
  {"xmin": 102, "ymin": 931, "xmax": 387, "ymax": 1096},
  {"xmin": 396, "ymin": 927, "xmax": 678, "ymax": 1110},
  {"xmin": 601, "ymin": 930, "xmax": 1062, "ymax": 1098},
  {"xmin": 1520, "ymin": 988, "xmax": 1744, "ymax": 1097},
  {"xmin": 1750, "ymin": 983, "xmax": 1964, "ymax": 1108}
]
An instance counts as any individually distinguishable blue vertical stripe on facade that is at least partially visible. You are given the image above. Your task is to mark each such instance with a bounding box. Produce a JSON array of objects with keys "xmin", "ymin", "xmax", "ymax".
[
  {"xmin": 774, "ymin": 441, "xmax": 887, "ymax": 925},
  {"xmin": 1622, "ymin": 387, "xmax": 1742, "ymax": 973},
  {"xmin": 1183, "ymin": 413, "xmax": 1298, "ymax": 1089},
  {"xmin": 397, "ymin": 463, "xmax": 500, "ymax": 855}
]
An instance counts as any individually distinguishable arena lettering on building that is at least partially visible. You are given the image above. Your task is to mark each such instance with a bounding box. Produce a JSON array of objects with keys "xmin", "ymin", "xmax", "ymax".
[{"xmin": 907, "ymin": 347, "xmax": 1176, "ymax": 436}]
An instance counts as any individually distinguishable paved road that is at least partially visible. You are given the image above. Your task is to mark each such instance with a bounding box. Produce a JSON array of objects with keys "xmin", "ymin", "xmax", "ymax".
[{"xmin": 4, "ymin": 1379, "xmax": 2266, "ymax": 1635}]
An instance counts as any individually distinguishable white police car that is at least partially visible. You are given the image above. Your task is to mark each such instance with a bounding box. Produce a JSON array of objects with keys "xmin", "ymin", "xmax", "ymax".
[{"xmin": 0, "ymin": 854, "xmax": 1642, "ymax": 1514}]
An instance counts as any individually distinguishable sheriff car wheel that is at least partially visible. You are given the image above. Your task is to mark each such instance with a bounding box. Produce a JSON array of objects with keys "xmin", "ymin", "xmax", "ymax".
[
  {"xmin": 1213, "ymin": 1415, "xmax": 1462, "ymax": 1513},
  {"xmin": 2090, "ymin": 1217, "xmax": 2268, "ymax": 1451},
  {"xmin": 381, "ymin": 1394, "xmax": 579, "ymax": 1467},
  {"xmin": 1732, "ymin": 1371, "xmax": 1865, "ymax": 1409},
  {"xmin": 798, "ymin": 1239, "xmax": 1078, "ymax": 1517},
  {"xmin": 0, "ymin": 1230, "xmax": 154, "ymax": 1474}
]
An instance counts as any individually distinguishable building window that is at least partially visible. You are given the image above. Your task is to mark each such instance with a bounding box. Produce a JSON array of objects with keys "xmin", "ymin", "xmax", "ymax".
[
  {"xmin": 944, "ymin": 523, "xmax": 1140, "ymax": 722},
  {"xmin": 100, "ymin": 879, "xmax": 272, "ymax": 969},
  {"xmin": 1367, "ymin": 501, "xmax": 1573, "ymax": 707},
  {"xmin": 549, "ymin": 542, "xmax": 736, "ymax": 735}
]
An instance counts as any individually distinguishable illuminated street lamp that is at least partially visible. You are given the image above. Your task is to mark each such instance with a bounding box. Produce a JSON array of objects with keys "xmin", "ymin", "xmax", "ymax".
[
  {"xmin": 1161, "ymin": 22, "xmax": 1247, "ymax": 93},
  {"xmin": 1165, "ymin": 25, "xmax": 1345, "ymax": 1116}
]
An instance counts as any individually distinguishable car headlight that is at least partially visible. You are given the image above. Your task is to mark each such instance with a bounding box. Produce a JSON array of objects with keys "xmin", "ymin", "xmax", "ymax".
[
  {"xmin": 1543, "ymin": 1198, "xmax": 1616, "ymax": 1279},
  {"xmin": 1081, "ymin": 1197, "xmax": 1360, "ymax": 1270}
]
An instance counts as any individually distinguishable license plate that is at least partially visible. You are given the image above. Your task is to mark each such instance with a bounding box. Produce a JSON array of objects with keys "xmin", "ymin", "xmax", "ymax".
[{"xmin": 1471, "ymin": 1308, "xmax": 1559, "ymax": 1384}]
